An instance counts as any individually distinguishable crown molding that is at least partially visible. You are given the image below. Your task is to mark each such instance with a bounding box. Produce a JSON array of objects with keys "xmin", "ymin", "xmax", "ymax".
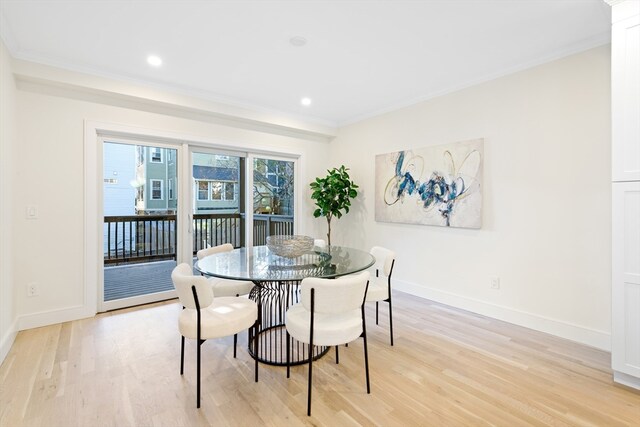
[
  {"xmin": 339, "ymin": 31, "xmax": 611, "ymax": 127},
  {"xmin": 11, "ymin": 58, "xmax": 337, "ymax": 142}
]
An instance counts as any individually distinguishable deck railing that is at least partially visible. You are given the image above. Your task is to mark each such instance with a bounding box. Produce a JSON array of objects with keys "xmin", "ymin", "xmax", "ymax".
[
  {"xmin": 253, "ymin": 214, "xmax": 294, "ymax": 245},
  {"xmin": 104, "ymin": 213, "xmax": 293, "ymax": 265}
]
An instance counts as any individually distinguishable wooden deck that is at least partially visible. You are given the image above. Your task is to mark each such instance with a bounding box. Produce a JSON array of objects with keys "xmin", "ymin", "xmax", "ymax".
[{"xmin": 103, "ymin": 260, "xmax": 177, "ymax": 301}]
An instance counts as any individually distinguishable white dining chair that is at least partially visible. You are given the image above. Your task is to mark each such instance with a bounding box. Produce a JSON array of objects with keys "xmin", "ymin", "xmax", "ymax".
[
  {"xmin": 171, "ymin": 263, "xmax": 259, "ymax": 408},
  {"xmin": 366, "ymin": 246, "xmax": 396, "ymax": 345},
  {"xmin": 197, "ymin": 243, "xmax": 255, "ymax": 356},
  {"xmin": 313, "ymin": 239, "xmax": 326, "ymax": 249},
  {"xmin": 196, "ymin": 243, "xmax": 254, "ymax": 297},
  {"xmin": 285, "ymin": 271, "xmax": 371, "ymax": 416}
]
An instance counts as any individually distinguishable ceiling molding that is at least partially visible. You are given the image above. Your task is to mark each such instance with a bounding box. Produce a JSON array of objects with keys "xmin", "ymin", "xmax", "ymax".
[
  {"xmin": 339, "ymin": 31, "xmax": 611, "ymax": 127},
  {"xmin": 11, "ymin": 58, "xmax": 337, "ymax": 142}
]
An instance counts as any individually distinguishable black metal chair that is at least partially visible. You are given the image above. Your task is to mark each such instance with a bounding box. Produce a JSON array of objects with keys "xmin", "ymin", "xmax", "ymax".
[
  {"xmin": 285, "ymin": 271, "xmax": 371, "ymax": 416},
  {"xmin": 171, "ymin": 263, "xmax": 259, "ymax": 408},
  {"xmin": 366, "ymin": 246, "xmax": 396, "ymax": 345}
]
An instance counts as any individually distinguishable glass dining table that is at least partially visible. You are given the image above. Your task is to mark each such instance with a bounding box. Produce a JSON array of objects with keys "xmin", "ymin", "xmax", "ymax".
[{"xmin": 195, "ymin": 245, "xmax": 375, "ymax": 365}]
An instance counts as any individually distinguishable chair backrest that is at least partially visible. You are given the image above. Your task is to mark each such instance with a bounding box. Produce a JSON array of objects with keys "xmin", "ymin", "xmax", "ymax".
[
  {"xmin": 370, "ymin": 246, "xmax": 395, "ymax": 277},
  {"xmin": 171, "ymin": 263, "xmax": 214, "ymax": 309},
  {"xmin": 314, "ymin": 239, "xmax": 327, "ymax": 249},
  {"xmin": 196, "ymin": 243, "xmax": 234, "ymax": 260},
  {"xmin": 300, "ymin": 271, "xmax": 370, "ymax": 314}
]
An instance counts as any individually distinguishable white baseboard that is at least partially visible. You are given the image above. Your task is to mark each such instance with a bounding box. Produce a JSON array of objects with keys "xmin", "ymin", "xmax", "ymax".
[
  {"xmin": 395, "ymin": 279, "xmax": 611, "ymax": 351},
  {"xmin": 18, "ymin": 304, "xmax": 95, "ymax": 331},
  {"xmin": 0, "ymin": 318, "xmax": 18, "ymax": 365},
  {"xmin": 613, "ymin": 371, "xmax": 640, "ymax": 391}
]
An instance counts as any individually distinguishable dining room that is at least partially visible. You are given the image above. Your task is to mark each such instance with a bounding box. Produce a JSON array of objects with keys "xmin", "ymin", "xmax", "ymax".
[{"xmin": 1, "ymin": 1, "xmax": 639, "ymax": 425}]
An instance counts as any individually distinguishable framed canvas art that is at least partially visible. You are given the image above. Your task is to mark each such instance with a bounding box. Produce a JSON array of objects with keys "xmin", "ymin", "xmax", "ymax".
[{"xmin": 375, "ymin": 138, "xmax": 483, "ymax": 229}]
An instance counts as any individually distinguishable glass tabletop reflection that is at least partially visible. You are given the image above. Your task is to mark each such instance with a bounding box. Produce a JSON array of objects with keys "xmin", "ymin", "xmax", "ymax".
[{"xmin": 194, "ymin": 245, "xmax": 375, "ymax": 282}]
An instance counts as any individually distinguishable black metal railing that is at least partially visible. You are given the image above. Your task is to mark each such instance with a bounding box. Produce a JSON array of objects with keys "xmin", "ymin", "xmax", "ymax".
[
  {"xmin": 104, "ymin": 214, "xmax": 177, "ymax": 265},
  {"xmin": 192, "ymin": 213, "xmax": 243, "ymax": 253},
  {"xmin": 104, "ymin": 213, "xmax": 294, "ymax": 265},
  {"xmin": 253, "ymin": 214, "xmax": 294, "ymax": 245}
]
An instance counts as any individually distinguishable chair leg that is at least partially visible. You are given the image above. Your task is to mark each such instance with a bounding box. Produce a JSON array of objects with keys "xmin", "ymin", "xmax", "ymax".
[
  {"xmin": 286, "ymin": 330, "xmax": 291, "ymax": 378},
  {"xmin": 233, "ymin": 333, "xmax": 238, "ymax": 358},
  {"xmin": 307, "ymin": 288, "xmax": 315, "ymax": 416},
  {"xmin": 376, "ymin": 301, "xmax": 379, "ymax": 325},
  {"xmin": 307, "ymin": 343, "xmax": 313, "ymax": 416},
  {"xmin": 362, "ymin": 306, "xmax": 371, "ymax": 394},
  {"xmin": 253, "ymin": 322, "xmax": 259, "ymax": 382},
  {"xmin": 196, "ymin": 339, "xmax": 201, "ymax": 408},
  {"xmin": 180, "ymin": 336, "xmax": 185, "ymax": 375},
  {"xmin": 335, "ymin": 345, "xmax": 339, "ymax": 364},
  {"xmin": 388, "ymin": 297, "xmax": 394, "ymax": 346}
]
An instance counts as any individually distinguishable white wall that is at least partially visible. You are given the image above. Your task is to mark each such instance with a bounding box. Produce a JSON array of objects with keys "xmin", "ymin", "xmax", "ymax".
[
  {"xmin": 330, "ymin": 46, "xmax": 612, "ymax": 349},
  {"xmin": 12, "ymin": 74, "xmax": 330, "ymax": 329},
  {"xmin": 0, "ymin": 39, "xmax": 17, "ymax": 361}
]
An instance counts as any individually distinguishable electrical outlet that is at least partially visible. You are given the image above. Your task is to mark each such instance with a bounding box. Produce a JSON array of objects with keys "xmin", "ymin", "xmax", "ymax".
[
  {"xmin": 490, "ymin": 277, "xmax": 500, "ymax": 290},
  {"xmin": 27, "ymin": 282, "xmax": 38, "ymax": 297}
]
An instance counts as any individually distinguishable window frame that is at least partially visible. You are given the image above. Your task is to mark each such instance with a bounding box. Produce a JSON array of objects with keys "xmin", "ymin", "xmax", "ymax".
[
  {"xmin": 150, "ymin": 179, "xmax": 164, "ymax": 200},
  {"xmin": 150, "ymin": 147, "xmax": 163, "ymax": 163}
]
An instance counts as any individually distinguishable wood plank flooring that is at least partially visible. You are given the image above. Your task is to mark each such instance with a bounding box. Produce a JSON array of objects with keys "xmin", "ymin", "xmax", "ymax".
[{"xmin": 1, "ymin": 292, "xmax": 639, "ymax": 426}]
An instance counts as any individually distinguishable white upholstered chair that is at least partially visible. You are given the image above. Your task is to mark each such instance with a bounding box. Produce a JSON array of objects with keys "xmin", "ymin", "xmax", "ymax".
[
  {"xmin": 171, "ymin": 263, "xmax": 259, "ymax": 408},
  {"xmin": 197, "ymin": 243, "xmax": 255, "ymax": 356},
  {"xmin": 366, "ymin": 246, "xmax": 396, "ymax": 345},
  {"xmin": 196, "ymin": 243, "xmax": 254, "ymax": 297},
  {"xmin": 313, "ymin": 239, "xmax": 326, "ymax": 249},
  {"xmin": 285, "ymin": 271, "xmax": 371, "ymax": 416}
]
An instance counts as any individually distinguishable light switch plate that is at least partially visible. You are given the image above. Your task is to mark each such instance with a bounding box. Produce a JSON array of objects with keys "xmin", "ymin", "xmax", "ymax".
[{"xmin": 26, "ymin": 206, "xmax": 38, "ymax": 219}]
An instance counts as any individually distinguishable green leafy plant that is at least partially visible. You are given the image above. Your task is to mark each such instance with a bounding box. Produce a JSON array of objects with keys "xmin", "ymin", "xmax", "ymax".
[{"xmin": 310, "ymin": 165, "xmax": 359, "ymax": 246}]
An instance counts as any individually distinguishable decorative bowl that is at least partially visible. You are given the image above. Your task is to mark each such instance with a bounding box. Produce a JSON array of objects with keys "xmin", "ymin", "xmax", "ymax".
[{"xmin": 266, "ymin": 235, "xmax": 314, "ymax": 258}]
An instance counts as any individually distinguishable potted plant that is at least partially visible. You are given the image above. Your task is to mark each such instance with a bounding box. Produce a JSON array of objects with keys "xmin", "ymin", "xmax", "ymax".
[{"xmin": 309, "ymin": 165, "xmax": 359, "ymax": 246}]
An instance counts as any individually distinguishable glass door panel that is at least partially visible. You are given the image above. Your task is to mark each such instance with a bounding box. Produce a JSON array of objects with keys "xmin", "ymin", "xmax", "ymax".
[
  {"xmin": 102, "ymin": 141, "xmax": 178, "ymax": 310},
  {"xmin": 252, "ymin": 157, "xmax": 295, "ymax": 245},
  {"xmin": 191, "ymin": 152, "xmax": 245, "ymax": 254}
]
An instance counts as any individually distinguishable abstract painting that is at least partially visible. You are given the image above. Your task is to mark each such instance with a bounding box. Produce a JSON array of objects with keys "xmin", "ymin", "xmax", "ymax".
[{"xmin": 375, "ymin": 138, "xmax": 483, "ymax": 228}]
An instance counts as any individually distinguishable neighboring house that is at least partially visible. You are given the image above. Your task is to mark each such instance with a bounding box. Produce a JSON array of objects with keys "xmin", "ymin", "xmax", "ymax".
[
  {"xmin": 126, "ymin": 149, "xmax": 298, "ymax": 217},
  {"xmin": 135, "ymin": 146, "xmax": 178, "ymax": 214},
  {"xmin": 103, "ymin": 143, "xmax": 137, "ymax": 256},
  {"xmin": 192, "ymin": 154, "xmax": 240, "ymax": 214},
  {"xmin": 103, "ymin": 142, "xmax": 136, "ymax": 216}
]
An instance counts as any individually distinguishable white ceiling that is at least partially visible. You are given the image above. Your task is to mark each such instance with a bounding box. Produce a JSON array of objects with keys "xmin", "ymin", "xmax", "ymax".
[{"xmin": 0, "ymin": 0, "xmax": 611, "ymax": 126}]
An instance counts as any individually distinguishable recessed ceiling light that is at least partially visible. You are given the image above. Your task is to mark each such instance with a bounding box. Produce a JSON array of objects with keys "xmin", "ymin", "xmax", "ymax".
[
  {"xmin": 289, "ymin": 36, "xmax": 307, "ymax": 47},
  {"xmin": 147, "ymin": 55, "xmax": 162, "ymax": 67},
  {"xmin": 301, "ymin": 97, "xmax": 312, "ymax": 106}
]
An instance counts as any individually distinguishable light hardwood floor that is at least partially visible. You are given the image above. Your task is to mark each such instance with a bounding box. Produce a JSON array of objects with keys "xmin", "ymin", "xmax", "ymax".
[{"xmin": 1, "ymin": 292, "xmax": 639, "ymax": 427}]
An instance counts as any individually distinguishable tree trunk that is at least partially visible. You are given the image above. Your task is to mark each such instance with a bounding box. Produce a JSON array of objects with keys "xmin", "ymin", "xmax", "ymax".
[{"xmin": 326, "ymin": 217, "xmax": 332, "ymax": 246}]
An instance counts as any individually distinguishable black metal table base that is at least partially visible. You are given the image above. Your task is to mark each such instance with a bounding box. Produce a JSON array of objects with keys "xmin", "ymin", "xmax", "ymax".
[{"xmin": 248, "ymin": 280, "xmax": 329, "ymax": 366}]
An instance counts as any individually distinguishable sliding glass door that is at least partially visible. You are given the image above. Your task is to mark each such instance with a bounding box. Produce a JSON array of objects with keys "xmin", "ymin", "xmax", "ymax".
[
  {"xmin": 101, "ymin": 140, "xmax": 180, "ymax": 311},
  {"xmin": 252, "ymin": 156, "xmax": 295, "ymax": 245},
  {"xmin": 191, "ymin": 150, "xmax": 245, "ymax": 253},
  {"xmin": 97, "ymin": 137, "xmax": 299, "ymax": 312}
]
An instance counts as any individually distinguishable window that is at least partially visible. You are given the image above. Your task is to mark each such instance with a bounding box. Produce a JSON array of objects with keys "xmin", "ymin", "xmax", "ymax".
[
  {"xmin": 168, "ymin": 179, "xmax": 174, "ymax": 200},
  {"xmin": 195, "ymin": 180, "xmax": 236, "ymax": 201},
  {"xmin": 103, "ymin": 178, "xmax": 118, "ymax": 184},
  {"xmin": 197, "ymin": 181, "xmax": 208, "ymax": 200},
  {"xmin": 225, "ymin": 182, "xmax": 235, "ymax": 200},
  {"xmin": 151, "ymin": 179, "xmax": 163, "ymax": 200},
  {"xmin": 211, "ymin": 182, "xmax": 223, "ymax": 200},
  {"xmin": 137, "ymin": 185, "xmax": 144, "ymax": 202},
  {"xmin": 216, "ymin": 155, "xmax": 229, "ymax": 161},
  {"xmin": 150, "ymin": 148, "xmax": 163, "ymax": 163}
]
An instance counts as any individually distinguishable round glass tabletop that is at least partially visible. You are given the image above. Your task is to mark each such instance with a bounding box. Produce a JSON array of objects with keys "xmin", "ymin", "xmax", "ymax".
[{"xmin": 194, "ymin": 245, "xmax": 375, "ymax": 282}]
